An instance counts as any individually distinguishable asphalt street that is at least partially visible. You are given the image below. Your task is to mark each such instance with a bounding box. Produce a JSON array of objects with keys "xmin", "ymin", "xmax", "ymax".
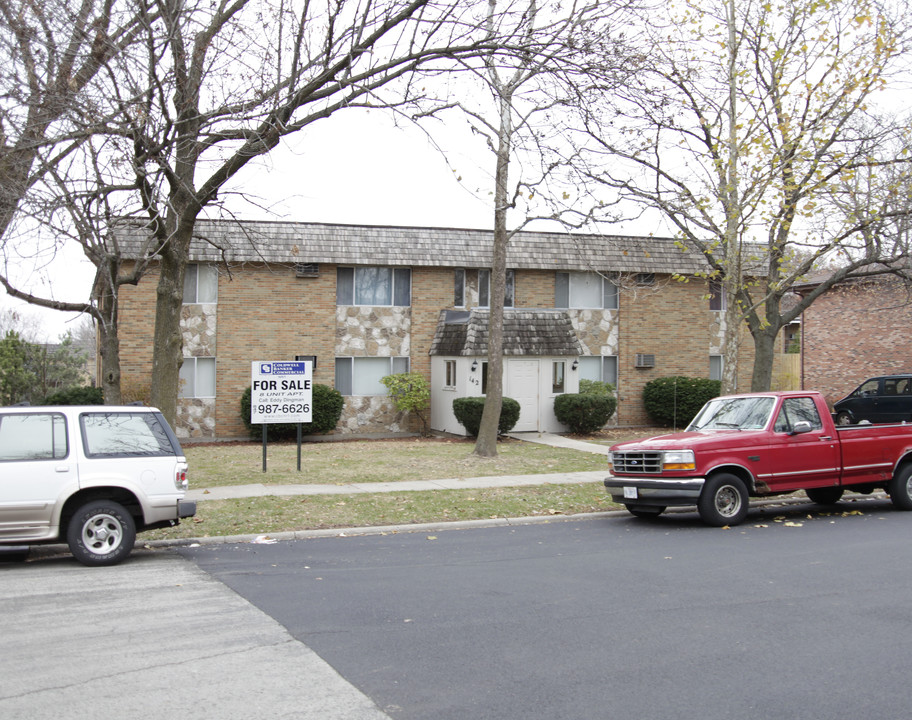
[{"xmin": 181, "ymin": 496, "xmax": 912, "ymax": 720}]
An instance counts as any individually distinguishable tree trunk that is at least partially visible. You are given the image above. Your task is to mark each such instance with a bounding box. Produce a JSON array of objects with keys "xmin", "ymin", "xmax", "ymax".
[
  {"xmin": 96, "ymin": 287, "xmax": 122, "ymax": 405},
  {"xmin": 149, "ymin": 238, "xmax": 190, "ymax": 426},
  {"xmin": 750, "ymin": 325, "xmax": 779, "ymax": 392}
]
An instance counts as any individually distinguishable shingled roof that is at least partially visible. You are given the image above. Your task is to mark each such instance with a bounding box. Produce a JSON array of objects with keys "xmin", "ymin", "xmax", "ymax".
[
  {"xmin": 429, "ymin": 309, "xmax": 583, "ymax": 357},
  {"xmin": 113, "ymin": 219, "xmax": 712, "ymax": 275}
]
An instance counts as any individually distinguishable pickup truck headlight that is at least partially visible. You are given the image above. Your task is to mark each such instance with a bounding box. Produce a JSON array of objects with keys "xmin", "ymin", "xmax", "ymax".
[{"xmin": 662, "ymin": 450, "xmax": 696, "ymax": 471}]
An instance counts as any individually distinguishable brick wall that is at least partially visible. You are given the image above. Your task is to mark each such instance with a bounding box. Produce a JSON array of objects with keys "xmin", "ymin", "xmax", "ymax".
[
  {"xmin": 118, "ymin": 261, "xmax": 755, "ymax": 436},
  {"xmin": 803, "ymin": 278, "xmax": 912, "ymax": 408}
]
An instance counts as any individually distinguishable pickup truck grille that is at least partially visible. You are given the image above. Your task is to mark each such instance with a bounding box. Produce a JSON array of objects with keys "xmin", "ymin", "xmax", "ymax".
[{"xmin": 612, "ymin": 451, "xmax": 663, "ymax": 473}]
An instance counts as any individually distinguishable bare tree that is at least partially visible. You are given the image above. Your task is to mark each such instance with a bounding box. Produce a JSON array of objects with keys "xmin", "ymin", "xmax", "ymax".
[
  {"xmin": 570, "ymin": 0, "xmax": 912, "ymax": 392},
  {"xmin": 422, "ymin": 0, "xmax": 637, "ymax": 456}
]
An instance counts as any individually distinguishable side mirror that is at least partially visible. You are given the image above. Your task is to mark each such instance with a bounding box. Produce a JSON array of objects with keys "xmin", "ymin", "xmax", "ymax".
[{"xmin": 790, "ymin": 420, "xmax": 813, "ymax": 435}]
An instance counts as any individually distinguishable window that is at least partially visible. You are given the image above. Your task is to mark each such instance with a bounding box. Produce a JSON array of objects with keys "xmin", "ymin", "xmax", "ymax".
[
  {"xmin": 556, "ymin": 272, "xmax": 618, "ymax": 310},
  {"xmin": 478, "ymin": 269, "xmax": 514, "ymax": 308},
  {"xmin": 578, "ymin": 356, "xmax": 618, "ymax": 386},
  {"xmin": 709, "ymin": 281, "xmax": 725, "ymax": 311},
  {"xmin": 183, "ymin": 264, "xmax": 218, "ymax": 304},
  {"xmin": 81, "ymin": 412, "xmax": 176, "ymax": 457},
  {"xmin": 710, "ymin": 355, "xmax": 723, "ymax": 381},
  {"xmin": 179, "ymin": 357, "xmax": 216, "ymax": 398},
  {"xmin": 335, "ymin": 357, "xmax": 410, "ymax": 395},
  {"xmin": 445, "ymin": 360, "xmax": 457, "ymax": 388},
  {"xmin": 774, "ymin": 397, "xmax": 823, "ymax": 433},
  {"xmin": 336, "ymin": 267, "xmax": 411, "ymax": 306},
  {"xmin": 552, "ymin": 361, "xmax": 566, "ymax": 393},
  {"xmin": 0, "ymin": 413, "xmax": 68, "ymax": 461},
  {"xmin": 454, "ymin": 270, "xmax": 466, "ymax": 307},
  {"xmin": 636, "ymin": 273, "xmax": 655, "ymax": 286}
]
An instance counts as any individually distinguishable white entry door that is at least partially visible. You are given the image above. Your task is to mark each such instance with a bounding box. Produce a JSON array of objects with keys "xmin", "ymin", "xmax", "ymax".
[{"xmin": 506, "ymin": 359, "xmax": 540, "ymax": 431}]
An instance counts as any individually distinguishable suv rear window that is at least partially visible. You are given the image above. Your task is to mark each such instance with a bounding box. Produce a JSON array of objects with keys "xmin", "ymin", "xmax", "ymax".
[
  {"xmin": 0, "ymin": 413, "xmax": 68, "ymax": 461},
  {"xmin": 80, "ymin": 412, "xmax": 176, "ymax": 457}
]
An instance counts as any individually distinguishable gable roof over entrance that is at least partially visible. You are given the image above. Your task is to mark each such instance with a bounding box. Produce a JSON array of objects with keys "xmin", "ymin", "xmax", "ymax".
[{"xmin": 429, "ymin": 309, "xmax": 583, "ymax": 357}]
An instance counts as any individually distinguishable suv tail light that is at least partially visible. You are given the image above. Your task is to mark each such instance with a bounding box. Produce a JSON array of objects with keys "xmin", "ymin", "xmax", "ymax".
[{"xmin": 175, "ymin": 468, "xmax": 188, "ymax": 491}]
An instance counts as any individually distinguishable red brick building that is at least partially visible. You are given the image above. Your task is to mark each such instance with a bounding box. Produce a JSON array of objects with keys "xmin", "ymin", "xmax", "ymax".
[
  {"xmin": 116, "ymin": 220, "xmax": 755, "ymax": 439},
  {"xmin": 799, "ymin": 276, "xmax": 912, "ymax": 409}
]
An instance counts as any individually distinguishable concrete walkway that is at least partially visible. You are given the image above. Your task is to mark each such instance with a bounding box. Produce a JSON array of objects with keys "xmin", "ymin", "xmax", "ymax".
[{"xmin": 185, "ymin": 432, "xmax": 611, "ymax": 503}]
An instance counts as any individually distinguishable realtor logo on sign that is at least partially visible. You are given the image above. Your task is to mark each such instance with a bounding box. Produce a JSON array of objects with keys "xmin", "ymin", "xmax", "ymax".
[{"xmin": 251, "ymin": 360, "xmax": 313, "ymax": 424}]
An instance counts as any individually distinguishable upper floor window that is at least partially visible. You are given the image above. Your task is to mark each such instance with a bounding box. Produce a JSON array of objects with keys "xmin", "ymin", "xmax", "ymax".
[
  {"xmin": 183, "ymin": 264, "xmax": 218, "ymax": 304},
  {"xmin": 478, "ymin": 269, "xmax": 514, "ymax": 308},
  {"xmin": 454, "ymin": 269, "xmax": 466, "ymax": 307},
  {"xmin": 337, "ymin": 267, "xmax": 411, "ymax": 307},
  {"xmin": 709, "ymin": 281, "xmax": 726, "ymax": 311},
  {"xmin": 555, "ymin": 272, "xmax": 618, "ymax": 310}
]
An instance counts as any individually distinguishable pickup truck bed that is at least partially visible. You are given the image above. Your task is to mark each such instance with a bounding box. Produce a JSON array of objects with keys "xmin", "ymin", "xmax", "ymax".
[{"xmin": 604, "ymin": 391, "xmax": 912, "ymax": 526}]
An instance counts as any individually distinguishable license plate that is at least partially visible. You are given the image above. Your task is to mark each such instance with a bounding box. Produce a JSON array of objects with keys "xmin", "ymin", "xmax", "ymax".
[{"xmin": 623, "ymin": 486, "xmax": 638, "ymax": 500}]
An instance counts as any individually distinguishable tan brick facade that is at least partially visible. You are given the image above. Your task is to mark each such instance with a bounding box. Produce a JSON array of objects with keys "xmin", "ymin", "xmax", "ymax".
[{"xmin": 118, "ymin": 257, "xmax": 754, "ymax": 438}]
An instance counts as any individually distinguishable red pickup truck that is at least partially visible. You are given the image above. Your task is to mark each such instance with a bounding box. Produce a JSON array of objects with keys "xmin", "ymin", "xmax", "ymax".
[{"xmin": 604, "ymin": 391, "xmax": 912, "ymax": 526}]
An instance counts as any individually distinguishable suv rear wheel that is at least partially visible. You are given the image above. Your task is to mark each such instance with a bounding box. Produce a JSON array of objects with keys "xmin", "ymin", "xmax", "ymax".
[{"xmin": 67, "ymin": 500, "xmax": 137, "ymax": 566}]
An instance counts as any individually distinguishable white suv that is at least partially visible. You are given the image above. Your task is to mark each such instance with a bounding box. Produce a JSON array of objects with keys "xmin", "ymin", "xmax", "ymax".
[{"xmin": 0, "ymin": 405, "xmax": 196, "ymax": 566}]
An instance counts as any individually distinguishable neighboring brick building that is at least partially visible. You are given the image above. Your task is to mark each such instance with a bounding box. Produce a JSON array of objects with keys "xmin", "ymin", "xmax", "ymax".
[
  {"xmin": 116, "ymin": 220, "xmax": 755, "ymax": 439},
  {"xmin": 800, "ymin": 276, "xmax": 912, "ymax": 409}
]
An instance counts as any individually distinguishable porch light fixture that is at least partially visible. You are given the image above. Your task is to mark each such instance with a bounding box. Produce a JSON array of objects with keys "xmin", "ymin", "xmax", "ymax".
[
  {"xmin": 471, "ymin": 360, "xmax": 478, "ymax": 372},
  {"xmin": 571, "ymin": 359, "xmax": 579, "ymax": 371}
]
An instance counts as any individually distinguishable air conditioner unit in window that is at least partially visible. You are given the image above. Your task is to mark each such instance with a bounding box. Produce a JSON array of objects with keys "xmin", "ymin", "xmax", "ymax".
[
  {"xmin": 635, "ymin": 353, "xmax": 656, "ymax": 368},
  {"xmin": 294, "ymin": 263, "xmax": 319, "ymax": 278}
]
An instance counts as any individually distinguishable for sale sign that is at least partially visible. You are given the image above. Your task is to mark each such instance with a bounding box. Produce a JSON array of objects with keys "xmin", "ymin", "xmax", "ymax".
[{"xmin": 250, "ymin": 361, "xmax": 313, "ymax": 424}]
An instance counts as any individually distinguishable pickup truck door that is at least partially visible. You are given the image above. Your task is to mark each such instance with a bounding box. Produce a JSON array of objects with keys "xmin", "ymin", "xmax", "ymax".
[
  {"xmin": 764, "ymin": 397, "xmax": 841, "ymax": 492},
  {"xmin": 0, "ymin": 412, "xmax": 75, "ymax": 541}
]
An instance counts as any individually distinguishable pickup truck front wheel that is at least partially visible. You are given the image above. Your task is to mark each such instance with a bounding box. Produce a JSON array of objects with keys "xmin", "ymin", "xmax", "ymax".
[
  {"xmin": 888, "ymin": 465, "xmax": 912, "ymax": 511},
  {"xmin": 698, "ymin": 474, "xmax": 749, "ymax": 526},
  {"xmin": 66, "ymin": 500, "xmax": 137, "ymax": 567}
]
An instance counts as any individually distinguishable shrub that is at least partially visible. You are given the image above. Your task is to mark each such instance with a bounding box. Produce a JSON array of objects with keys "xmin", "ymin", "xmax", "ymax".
[
  {"xmin": 452, "ymin": 396, "xmax": 521, "ymax": 437},
  {"xmin": 42, "ymin": 385, "xmax": 104, "ymax": 405},
  {"xmin": 579, "ymin": 379, "xmax": 616, "ymax": 397},
  {"xmin": 554, "ymin": 393, "xmax": 617, "ymax": 434},
  {"xmin": 380, "ymin": 372, "xmax": 431, "ymax": 435},
  {"xmin": 642, "ymin": 376, "xmax": 721, "ymax": 427},
  {"xmin": 240, "ymin": 384, "xmax": 344, "ymax": 440}
]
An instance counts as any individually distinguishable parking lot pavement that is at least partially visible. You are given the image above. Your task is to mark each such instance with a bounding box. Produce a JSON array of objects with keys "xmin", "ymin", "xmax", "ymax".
[{"xmin": 0, "ymin": 551, "xmax": 391, "ymax": 720}]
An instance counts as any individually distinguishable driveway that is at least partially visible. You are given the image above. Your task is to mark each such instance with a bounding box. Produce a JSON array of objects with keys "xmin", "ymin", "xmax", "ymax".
[{"xmin": 0, "ymin": 551, "xmax": 390, "ymax": 720}]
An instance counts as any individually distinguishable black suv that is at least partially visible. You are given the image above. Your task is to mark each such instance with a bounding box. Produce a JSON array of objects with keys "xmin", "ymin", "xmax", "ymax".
[{"xmin": 833, "ymin": 375, "xmax": 912, "ymax": 425}]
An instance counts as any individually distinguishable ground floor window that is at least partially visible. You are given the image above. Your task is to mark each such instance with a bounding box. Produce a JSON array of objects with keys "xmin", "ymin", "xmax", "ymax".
[
  {"xmin": 335, "ymin": 356, "xmax": 410, "ymax": 395},
  {"xmin": 552, "ymin": 361, "xmax": 566, "ymax": 393},
  {"xmin": 710, "ymin": 355, "xmax": 723, "ymax": 381},
  {"xmin": 578, "ymin": 355, "xmax": 618, "ymax": 386},
  {"xmin": 179, "ymin": 357, "xmax": 216, "ymax": 398},
  {"xmin": 445, "ymin": 360, "xmax": 457, "ymax": 388}
]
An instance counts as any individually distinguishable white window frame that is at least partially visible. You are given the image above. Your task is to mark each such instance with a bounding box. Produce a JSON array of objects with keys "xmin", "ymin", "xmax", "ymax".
[
  {"xmin": 578, "ymin": 355, "xmax": 618, "ymax": 386},
  {"xmin": 478, "ymin": 269, "xmax": 515, "ymax": 308},
  {"xmin": 183, "ymin": 264, "xmax": 218, "ymax": 304},
  {"xmin": 709, "ymin": 281, "xmax": 726, "ymax": 311},
  {"xmin": 444, "ymin": 360, "xmax": 457, "ymax": 389},
  {"xmin": 335, "ymin": 356, "xmax": 410, "ymax": 396},
  {"xmin": 179, "ymin": 357, "xmax": 216, "ymax": 398},
  {"xmin": 556, "ymin": 272, "xmax": 618, "ymax": 310},
  {"xmin": 454, "ymin": 269, "xmax": 466, "ymax": 308},
  {"xmin": 710, "ymin": 355, "xmax": 723, "ymax": 381},
  {"xmin": 336, "ymin": 267, "xmax": 411, "ymax": 307}
]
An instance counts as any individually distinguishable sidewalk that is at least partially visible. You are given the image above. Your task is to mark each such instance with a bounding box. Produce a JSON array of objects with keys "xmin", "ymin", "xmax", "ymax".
[{"xmin": 185, "ymin": 432, "xmax": 611, "ymax": 503}]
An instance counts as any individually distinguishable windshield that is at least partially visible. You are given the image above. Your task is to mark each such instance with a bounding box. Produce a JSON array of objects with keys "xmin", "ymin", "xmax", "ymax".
[{"xmin": 686, "ymin": 396, "xmax": 776, "ymax": 431}]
